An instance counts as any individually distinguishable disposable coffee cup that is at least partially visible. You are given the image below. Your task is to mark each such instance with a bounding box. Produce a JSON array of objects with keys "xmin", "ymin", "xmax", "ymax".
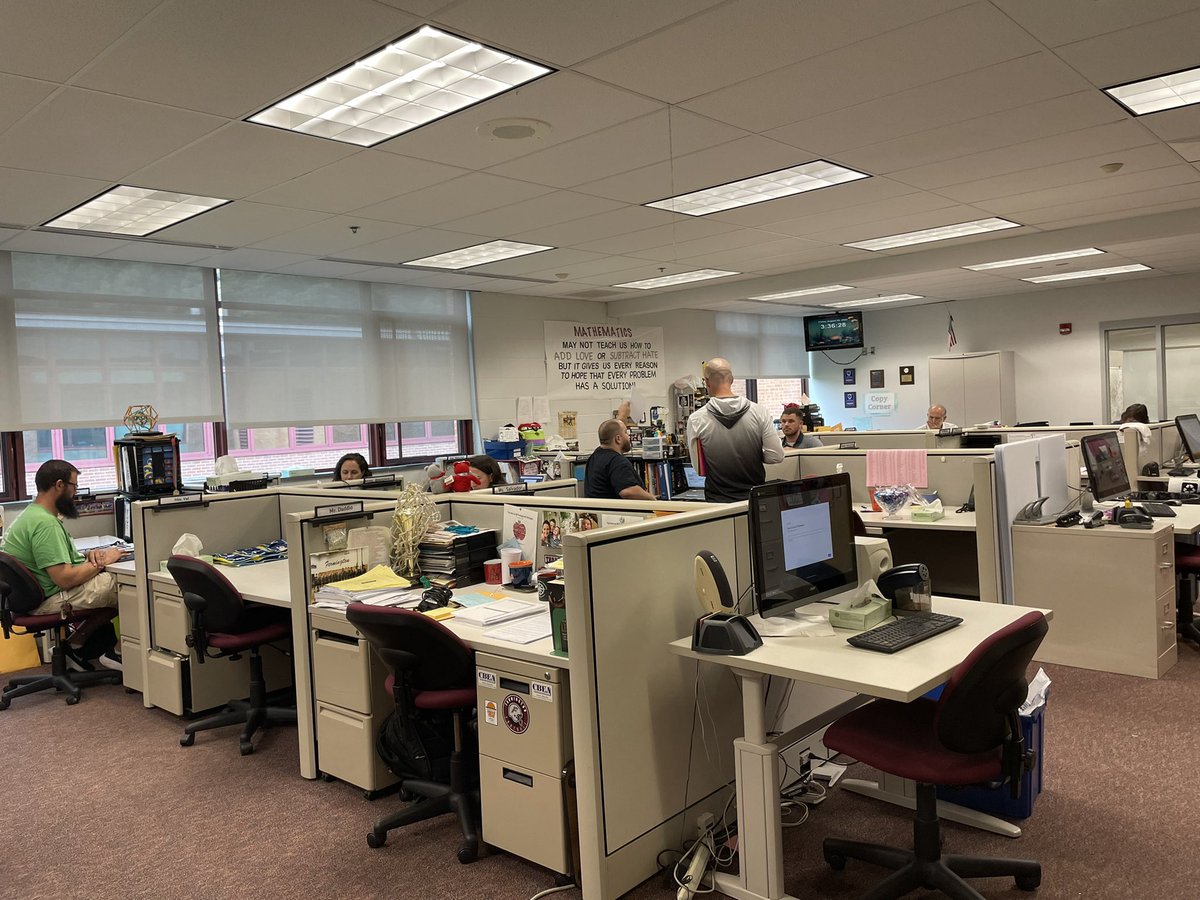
[
  {"xmin": 499, "ymin": 546, "xmax": 522, "ymax": 583},
  {"xmin": 484, "ymin": 559, "xmax": 503, "ymax": 585}
]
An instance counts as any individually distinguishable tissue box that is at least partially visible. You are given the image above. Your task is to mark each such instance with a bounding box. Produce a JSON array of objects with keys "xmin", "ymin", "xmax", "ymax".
[
  {"xmin": 911, "ymin": 507, "xmax": 945, "ymax": 522},
  {"xmin": 160, "ymin": 554, "xmax": 214, "ymax": 572}
]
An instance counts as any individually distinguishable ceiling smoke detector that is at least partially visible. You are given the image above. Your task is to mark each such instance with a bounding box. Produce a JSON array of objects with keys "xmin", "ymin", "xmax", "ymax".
[{"xmin": 477, "ymin": 118, "xmax": 551, "ymax": 141}]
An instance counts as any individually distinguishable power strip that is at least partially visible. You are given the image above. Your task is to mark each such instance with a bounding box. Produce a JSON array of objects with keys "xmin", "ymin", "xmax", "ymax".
[{"xmin": 676, "ymin": 841, "xmax": 711, "ymax": 900}]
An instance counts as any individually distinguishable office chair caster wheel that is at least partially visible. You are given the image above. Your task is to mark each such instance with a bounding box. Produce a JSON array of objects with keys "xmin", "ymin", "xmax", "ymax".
[
  {"xmin": 366, "ymin": 831, "xmax": 386, "ymax": 849},
  {"xmin": 457, "ymin": 842, "xmax": 478, "ymax": 864},
  {"xmin": 240, "ymin": 740, "xmax": 254, "ymax": 756},
  {"xmin": 180, "ymin": 733, "xmax": 195, "ymax": 747},
  {"xmin": 0, "ymin": 696, "xmax": 9, "ymax": 711},
  {"xmin": 320, "ymin": 772, "xmax": 335, "ymax": 782},
  {"xmin": 1016, "ymin": 874, "xmax": 1041, "ymax": 891},
  {"xmin": 823, "ymin": 850, "xmax": 846, "ymax": 871},
  {"xmin": 65, "ymin": 694, "xmax": 80, "ymax": 705}
]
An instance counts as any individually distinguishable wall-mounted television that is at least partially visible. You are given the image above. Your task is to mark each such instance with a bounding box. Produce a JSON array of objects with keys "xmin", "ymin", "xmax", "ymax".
[{"xmin": 803, "ymin": 311, "xmax": 864, "ymax": 352}]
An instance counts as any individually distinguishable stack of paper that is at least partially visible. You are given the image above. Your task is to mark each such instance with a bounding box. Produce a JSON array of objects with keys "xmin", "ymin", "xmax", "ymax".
[
  {"xmin": 451, "ymin": 598, "xmax": 542, "ymax": 627},
  {"xmin": 312, "ymin": 564, "xmax": 421, "ymax": 609}
]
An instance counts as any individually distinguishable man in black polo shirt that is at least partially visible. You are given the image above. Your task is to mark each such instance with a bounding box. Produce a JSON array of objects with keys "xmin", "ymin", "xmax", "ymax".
[{"xmin": 584, "ymin": 414, "xmax": 656, "ymax": 500}]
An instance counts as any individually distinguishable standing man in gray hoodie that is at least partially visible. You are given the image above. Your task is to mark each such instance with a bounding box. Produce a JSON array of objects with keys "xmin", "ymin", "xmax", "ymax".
[{"xmin": 686, "ymin": 358, "xmax": 785, "ymax": 502}]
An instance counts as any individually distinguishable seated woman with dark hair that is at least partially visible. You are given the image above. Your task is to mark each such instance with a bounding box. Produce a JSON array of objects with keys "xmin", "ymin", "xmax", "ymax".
[
  {"xmin": 466, "ymin": 455, "xmax": 506, "ymax": 489},
  {"xmin": 333, "ymin": 452, "xmax": 370, "ymax": 482},
  {"xmin": 1118, "ymin": 403, "xmax": 1150, "ymax": 425}
]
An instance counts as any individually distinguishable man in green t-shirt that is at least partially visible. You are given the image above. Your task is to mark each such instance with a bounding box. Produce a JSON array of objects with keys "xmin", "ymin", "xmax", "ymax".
[{"xmin": 1, "ymin": 460, "xmax": 124, "ymax": 669}]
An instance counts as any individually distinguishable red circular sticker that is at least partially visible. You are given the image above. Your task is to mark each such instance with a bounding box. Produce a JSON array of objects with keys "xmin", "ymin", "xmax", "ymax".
[
  {"xmin": 502, "ymin": 693, "xmax": 530, "ymax": 734},
  {"xmin": 513, "ymin": 521, "xmax": 527, "ymax": 541}
]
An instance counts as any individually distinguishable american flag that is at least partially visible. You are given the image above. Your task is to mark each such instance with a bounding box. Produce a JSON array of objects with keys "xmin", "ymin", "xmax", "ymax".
[{"xmin": 947, "ymin": 313, "xmax": 958, "ymax": 351}]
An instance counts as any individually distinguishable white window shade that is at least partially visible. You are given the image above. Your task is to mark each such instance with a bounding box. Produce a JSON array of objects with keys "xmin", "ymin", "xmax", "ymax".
[
  {"xmin": 219, "ymin": 270, "xmax": 471, "ymax": 428},
  {"xmin": 715, "ymin": 313, "xmax": 809, "ymax": 378},
  {"xmin": 0, "ymin": 252, "xmax": 222, "ymax": 431}
]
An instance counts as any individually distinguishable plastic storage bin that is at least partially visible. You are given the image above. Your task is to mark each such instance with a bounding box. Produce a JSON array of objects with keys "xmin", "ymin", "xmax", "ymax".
[{"xmin": 483, "ymin": 439, "xmax": 524, "ymax": 460}]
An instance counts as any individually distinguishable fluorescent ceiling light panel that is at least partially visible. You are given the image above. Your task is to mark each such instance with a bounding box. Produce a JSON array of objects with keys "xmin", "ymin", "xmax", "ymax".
[
  {"xmin": 845, "ymin": 217, "xmax": 1021, "ymax": 251},
  {"xmin": 1022, "ymin": 264, "xmax": 1151, "ymax": 284},
  {"xmin": 963, "ymin": 248, "xmax": 1105, "ymax": 271},
  {"xmin": 1104, "ymin": 66, "xmax": 1200, "ymax": 116},
  {"xmin": 824, "ymin": 294, "xmax": 922, "ymax": 308},
  {"xmin": 613, "ymin": 269, "xmax": 739, "ymax": 289},
  {"xmin": 248, "ymin": 26, "xmax": 552, "ymax": 147},
  {"xmin": 749, "ymin": 284, "xmax": 854, "ymax": 301},
  {"xmin": 645, "ymin": 161, "xmax": 869, "ymax": 216},
  {"xmin": 403, "ymin": 240, "xmax": 553, "ymax": 269},
  {"xmin": 43, "ymin": 186, "xmax": 230, "ymax": 236}
]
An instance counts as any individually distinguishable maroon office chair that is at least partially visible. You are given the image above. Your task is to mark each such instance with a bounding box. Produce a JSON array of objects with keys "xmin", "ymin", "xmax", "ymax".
[
  {"xmin": 1175, "ymin": 544, "xmax": 1200, "ymax": 646},
  {"xmin": 0, "ymin": 551, "xmax": 121, "ymax": 709},
  {"xmin": 822, "ymin": 610, "xmax": 1048, "ymax": 899},
  {"xmin": 345, "ymin": 603, "xmax": 481, "ymax": 864},
  {"xmin": 167, "ymin": 555, "xmax": 295, "ymax": 755}
]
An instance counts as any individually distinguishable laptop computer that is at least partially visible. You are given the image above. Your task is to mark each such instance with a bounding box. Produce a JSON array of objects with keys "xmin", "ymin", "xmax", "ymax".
[{"xmin": 673, "ymin": 465, "xmax": 708, "ymax": 501}]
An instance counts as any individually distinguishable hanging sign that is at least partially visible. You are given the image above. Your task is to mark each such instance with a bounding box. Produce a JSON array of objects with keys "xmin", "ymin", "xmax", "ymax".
[{"xmin": 544, "ymin": 321, "xmax": 665, "ymax": 398}]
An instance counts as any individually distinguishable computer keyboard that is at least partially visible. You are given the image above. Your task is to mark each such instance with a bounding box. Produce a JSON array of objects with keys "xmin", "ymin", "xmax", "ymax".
[
  {"xmin": 1138, "ymin": 502, "xmax": 1177, "ymax": 518},
  {"xmin": 847, "ymin": 612, "xmax": 963, "ymax": 654}
]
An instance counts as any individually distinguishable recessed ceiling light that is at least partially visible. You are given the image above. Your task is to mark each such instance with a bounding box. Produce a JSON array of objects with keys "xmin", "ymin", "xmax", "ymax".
[
  {"xmin": 247, "ymin": 25, "xmax": 552, "ymax": 147},
  {"xmin": 43, "ymin": 185, "xmax": 230, "ymax": 236},
  {"xmin": 824, "ymin": 294, "xmax": 922, "ymax": 308},
  {"xmin": 403, "ymin": 240, "xmax": 553, "ymax": 269},
  {"xmin": 963, "ymin": 248, "xmax": 1106, "ymax": 271},
  {"xmin": 645, "ymin": 160, "xmax": 869, "ymax": 216},
  {"xmin": 748, "ymin": 284, "xmax": 854, "ymax": 301},
  {"xmin": 1104, "ymin": 65, "xmax": 1200, "ymax": 116},
  {"xmin": 1022, "ymin": 264, "xmax": 1151, "ymax": 284},
  {"xmin": 613, "ymin": 269, "xmax": 739, "ymax": 289},
  {"xmin": 845, "ymin": 217, "xmax": 1021, "ymax": 251}
]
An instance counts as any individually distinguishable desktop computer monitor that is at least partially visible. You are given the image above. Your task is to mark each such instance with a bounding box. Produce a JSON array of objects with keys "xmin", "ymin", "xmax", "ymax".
[
  {"xmin": 1175, "ymin": 414, "xmax": 1200, "ymax": 463},
  {"xmin": 1080, "ymin": 431, "xmax": 1131, "ymax": 502},
  {"xmin": 748, "ymin": 474, "xmax": 858, "ymax": 619},
  {"xmin": 681, "ymin": 465, "xmax": 706, "ymax": 491}
]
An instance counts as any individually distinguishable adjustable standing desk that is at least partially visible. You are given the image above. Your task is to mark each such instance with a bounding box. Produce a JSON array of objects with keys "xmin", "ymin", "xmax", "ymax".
[{"xmin": 668, "ymin": 597, "xmax": 1051, "ymax": 900}]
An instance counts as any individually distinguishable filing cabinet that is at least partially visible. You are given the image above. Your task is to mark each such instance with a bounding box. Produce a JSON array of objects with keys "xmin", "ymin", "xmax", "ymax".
[{"xmin": 115, "ymin": 573, "xmax": 142, "ymax": 693}]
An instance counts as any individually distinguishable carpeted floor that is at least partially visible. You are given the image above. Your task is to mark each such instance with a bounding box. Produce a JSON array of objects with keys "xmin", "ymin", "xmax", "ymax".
[{"xmin": 3, "ymin": 648, "xmax": 1199, "ymax": 900}]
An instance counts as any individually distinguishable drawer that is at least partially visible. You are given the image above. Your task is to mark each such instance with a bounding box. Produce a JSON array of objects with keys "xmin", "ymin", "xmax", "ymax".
[
  {"xmin": 145, "ymin": 649, "xmax": 184, "ymax": 716},
  {"xmin": 476, "ymin": 662, "xmax": 571, "ymax": 778},
  {"xmin": 312, "ymin": 632, "xmax": 390, "ymax": 715},
  {"xmin": 315, "ymin": 702, "xmax": 399, "ymax": 792},
  {"xmin": 121, "ymin": 636, "xmax": 144, "ymax": 693},
  {"xmin": 1156, "ymin": 534, "xmax": 1175, "ymax": 598},
  {"xmin": 480, "ymin": 754, "xmax": 569, "ymax": 875},
  {"xmin": 117, "ymin": 582, "xmax": 141, "ymax": 642},
  {"xmin": 1158, "ymin": 590, "xmax": 1177, "ymax": 656},
  {"xmin": 152, "ymin": 590, "xmax": 190, "ymax": 656}
]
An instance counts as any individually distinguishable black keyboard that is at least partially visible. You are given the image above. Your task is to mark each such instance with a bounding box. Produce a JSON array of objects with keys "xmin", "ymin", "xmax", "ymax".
[
  {"xmin": 1139, "ymin": 502, "xmax": 1177, "ymax": 518},
  {"xmin": 847, "ymin": 612, "xmax": 963, "ymax": 654}
]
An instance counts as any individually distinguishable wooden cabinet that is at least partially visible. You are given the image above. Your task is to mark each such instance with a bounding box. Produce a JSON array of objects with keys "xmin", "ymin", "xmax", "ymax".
[
  {"xmin": 928, "ymin": 351, "xmax": 1016, "ymax": 426},
  {"xmin": 1012, "ymin": 522, "xmax": 1176, "ymax": 678}
]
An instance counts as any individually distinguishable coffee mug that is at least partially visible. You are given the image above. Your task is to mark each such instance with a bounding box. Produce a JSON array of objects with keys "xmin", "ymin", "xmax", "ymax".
[
  {"xmin": 509, "ymin": 560, "xmax": 534, "ymax": 588},
  {"xmin": 484, "ymin": 559, "xmax": 503, "ymax": 585}
]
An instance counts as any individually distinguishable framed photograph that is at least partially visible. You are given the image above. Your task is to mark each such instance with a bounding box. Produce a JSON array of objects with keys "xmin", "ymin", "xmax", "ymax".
[
  {"xmin": 870, "ymin": 369, "xmax": 885, "ymax": 389},
  {"xmin": 899, "ymin": 365, "xmax": 915, "ymax": 386},
  {"xmin": 844, "ymin": 391, "xmax": 857, "ymax": 409},
  {"xmin": 843, "ymin": 368, "xmax": 856, "ymax": 385}
]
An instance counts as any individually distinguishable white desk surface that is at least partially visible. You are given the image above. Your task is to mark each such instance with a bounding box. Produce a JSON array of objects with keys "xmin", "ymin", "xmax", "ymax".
[
  {"xmin": 668, "ymin": 598, "xmax": 1050, "ymax": 703},
  {"xmin": 857, "ymin": 509, "xmax": 977, "ymax": 532},
  {"xmin": 149, "ymin": 558, "xmax": 292, "ymax": 607},
  {"xmin": 1163, "ymin": 504, "xmax": 1200, "ymax": 536},
  {"xmin": 108, "ymin": 559, "xmax": 136, "ymax": 576}
]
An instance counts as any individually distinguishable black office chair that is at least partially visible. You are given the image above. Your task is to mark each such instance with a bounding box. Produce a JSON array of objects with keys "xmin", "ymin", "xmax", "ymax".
[
  {"xmin": 0, "ymin": 551, "xmax": 121, "ymax": 709},
  {"xmin": 345, "ymin": 603, "xmax": 481, "ymax": 864},
  {"xmin": 822, "ymin": 610, "xmax": 1048, "ymax": 899},
  {"xmin": 167, "ymin": 555, "xmax": 295, "ymax": 755}
]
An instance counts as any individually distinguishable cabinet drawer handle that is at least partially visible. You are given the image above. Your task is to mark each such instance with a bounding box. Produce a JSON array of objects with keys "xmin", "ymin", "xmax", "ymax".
[
  {"xmin": 502, "ymin": 768, "xmax": 534, "ymax": 787},
  {"xmin": 1160, "ymin": 563, "xmax": 1173, "ymax": 570}
]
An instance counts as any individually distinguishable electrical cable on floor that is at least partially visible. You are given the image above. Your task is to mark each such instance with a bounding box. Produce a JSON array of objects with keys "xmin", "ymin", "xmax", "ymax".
[{"xmin": 527, "ymin": 884, "xmax": 578, "ymax": 900}]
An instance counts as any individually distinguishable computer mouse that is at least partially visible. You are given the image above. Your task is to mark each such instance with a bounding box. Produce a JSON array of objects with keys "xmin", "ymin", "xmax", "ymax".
[{"xmin": 1117, "ymin": 511, "xmax": 1153, "ymax": 529}]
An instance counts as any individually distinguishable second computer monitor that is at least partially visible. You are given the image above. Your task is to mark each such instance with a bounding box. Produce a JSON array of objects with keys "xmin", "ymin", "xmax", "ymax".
[
  {"xmin": 748, "ymin": 473, "xmax": 859, "ymax": 619},
  {"xmin": 1176, "ymin": 414, "xmax": 1200, "ymax": 463},
  {"xmin": 1080, "ymin": 431, "xmax": 1131, "ymax": 502}
]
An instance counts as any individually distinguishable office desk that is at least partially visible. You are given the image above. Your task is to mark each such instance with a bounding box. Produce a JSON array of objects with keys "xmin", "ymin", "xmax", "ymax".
[
  {"xmin": 856, "ymin": 509, "xmax": 977, "ymax": 532},
  {"xmin": 858, "ymin": 510, "xmax": 983, "ymax": 600},
  {"xmin": 148, "ymin": 558, "xmax": 293, "ymax": 607},
  {"xmin": 668, "ymin": 598, "xmax": 1050, "ymax": 900}
]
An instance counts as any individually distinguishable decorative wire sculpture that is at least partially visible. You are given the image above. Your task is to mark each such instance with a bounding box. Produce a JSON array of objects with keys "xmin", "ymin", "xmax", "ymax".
[
  {"xmin": 390, "ymin": 484, "xmax": 438, "ymax": 579},
  {"xmin": 122, "ymin": 404, "xmax": 159, "ymax": 433}
]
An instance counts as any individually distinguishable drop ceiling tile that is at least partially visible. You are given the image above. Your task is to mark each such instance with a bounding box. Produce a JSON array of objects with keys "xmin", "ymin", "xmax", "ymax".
[
  {"xmin": 983, "ymin": 165, "xmax": 1200, "ymax": 216},
  {"xmin": 151, "ymin": 202, "xmax": 329, "ymax": 246},
  {"xmin": 376, "ymin": 1, "xmax": 457, "ymax": 15},
  {"xmin": 274, "ymin": 260, "xmax": 377, "ymax": 279},
  {"xmin": 569, "ymin": 218, "xmax": 739, "ymax": 256},
  {"xmin": 2, "ymin": 230, "xmax": 131, "ymax": 257},
  {"xmin": 75, "ymin": 0, "xmax": 418, "ymax": 117},
  {"xmin": 889, "ymin": 120, "xmax": 1157, "ymax": 190},
  {"xmin": 1138, "ymin": 105, "xmax": 1200, "ymax": 144},
  {"xmin": 376, "ymin": 72, "xmax": 661, "ymax": 170},
  {"xmin": 0, "ymin": 0, "xmax": 160, "ymax": 82},
  {"xmin": 764, "ymin": 53, "xmax": 1093, "ymax": 156},
  {"xmin": 708, "ymin": 245, "xmax": 868, "ymax": 274},
  {"xmin": 0, "ymin": 167, "xmax": 111, "ymax": 226},
  {"xmin": 991, "ymin": 0, "xmax": 1200, "ymax": 48},
  {"xmin": 0, "ymin": 74, "xmax": 58, "ymax": 135},
  {"xmin": 333, "ymin": 228, "xmax": 496, "ymax": 264},
  {"xmin": 251, "ymin": 216, "xmax": 417, "ymax": 255},
  {"xmin": 0, "ymin": 88, "xmax": 224, "ymax": 181},
  {"xmin": 1012, "ymin": 180, "xmax": 1200, "ymax": 227},
  {"xmin": 439, "ymin": 191, "xmax": 626, "ymax": 237},
  {"xmin": 97, "ymin": 241, "xmax": 223, "ymax": 265},
  {"xmin": 246, "ymin": 151, "xmax": 468, "ymax": 213},
  {"xmin": 755, "ymin": 192, "xmax": 961, "ymax": 238},
  {"xmin": 710, "ymin": 178, "xmax": 918, "ymax": 229},
  {"xmin": 520, "ymin": 254, "xmax": 665, "ymax": 280},
  {"xmin": 1052, "ymin": 10, "xmax": 1200, "ymax": 86},
  {"xmin": 681, "ymin": 3, "xmax": 1042, "ymax": 133},
  {"xmin": 461, "ymin": 247, "xmax": 602, "ymax": 277},
  {"xmin": 486, "ymin": 108, "xmax": 747, "ymax": 189},
  {"xmin": 126, "ymin": 122, "xmax": 357, "ymax": 200},
  {"xmin": 631, "ymin": 232, "xmax": 821, "ymax": 264},
  {"xmin": 349, "ymin": 173, "xmax": 552, "ymax": 226},
  {"xmin": 192, "ymin": 248, "xmax": 313, "ymax": 272},
  {"xmin": 512, "ymin": 205, "xmax": 677, "ymax": 247}
]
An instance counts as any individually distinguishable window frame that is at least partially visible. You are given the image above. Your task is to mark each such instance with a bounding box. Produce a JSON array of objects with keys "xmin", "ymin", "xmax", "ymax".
[{"xmin": 381, "ymin": 420, "xmax": 473, "ymax": 467}]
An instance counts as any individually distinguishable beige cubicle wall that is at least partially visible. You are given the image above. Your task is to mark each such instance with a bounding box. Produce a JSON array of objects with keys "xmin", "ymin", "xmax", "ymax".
[{"xmin": 811, "ymin": 429, "xmax": 934, "ymax": 450}]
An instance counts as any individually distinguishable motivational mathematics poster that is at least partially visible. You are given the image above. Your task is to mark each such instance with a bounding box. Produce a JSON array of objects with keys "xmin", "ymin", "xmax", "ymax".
[{"xmin": 544, "ymin": 321, "xmax": 665, "ymax": 399}]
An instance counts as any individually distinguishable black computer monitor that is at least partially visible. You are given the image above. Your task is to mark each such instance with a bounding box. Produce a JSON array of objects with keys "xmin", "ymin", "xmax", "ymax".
[
  {"xmin": 748, "ymin": 474, "xmax": 859, "ymax": 619},
  {"xmin": 1080, "ymin": 431, "xmax": 1131, "ymax": 502},
  {"xmin": 1176, "ymin": 414, "xmax": 1200, "ymax": 463},
  {"xmin": 960, "ymin": 432, "xmax": 1002, "ymax": 450}
]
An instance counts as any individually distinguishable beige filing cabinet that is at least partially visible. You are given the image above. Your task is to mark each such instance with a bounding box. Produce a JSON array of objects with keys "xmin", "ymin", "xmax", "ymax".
[
  {"xmin": 145, "ymin": 581, "xmax": 293, "ymax": 716},
  {"xmin": 476, "ymin": 652, "xmax": 574, "ymax": 877},
  {"xmin": 115, "ymin": 572, "xmax": 143, "ymax": 693},
  {"xmin": 309, "ymin": 609, "xmax": 401, "ymax": 794},
  {"xmin": 1012, "ymin": 521, "xmax": 1176, "ymax": 678},
  {"xmin": 928, "ymin": 350, "xmax": 1015, "ymax": 427}
]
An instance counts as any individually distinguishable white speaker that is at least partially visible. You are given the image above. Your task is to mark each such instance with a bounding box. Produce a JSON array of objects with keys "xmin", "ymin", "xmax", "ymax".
[
  {"xmin": 854, "ymin": 536, "xmax": 892, "ymax": 584},
  {"xmin": 694, "ymin": 550, "xmax": 734, "ymax": 614}
]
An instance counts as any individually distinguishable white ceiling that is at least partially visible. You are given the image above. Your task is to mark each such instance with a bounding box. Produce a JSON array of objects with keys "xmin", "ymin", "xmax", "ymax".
[{"xmin": 1, "ymin": 0, "xmax": 1199, "ymax": 318}]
